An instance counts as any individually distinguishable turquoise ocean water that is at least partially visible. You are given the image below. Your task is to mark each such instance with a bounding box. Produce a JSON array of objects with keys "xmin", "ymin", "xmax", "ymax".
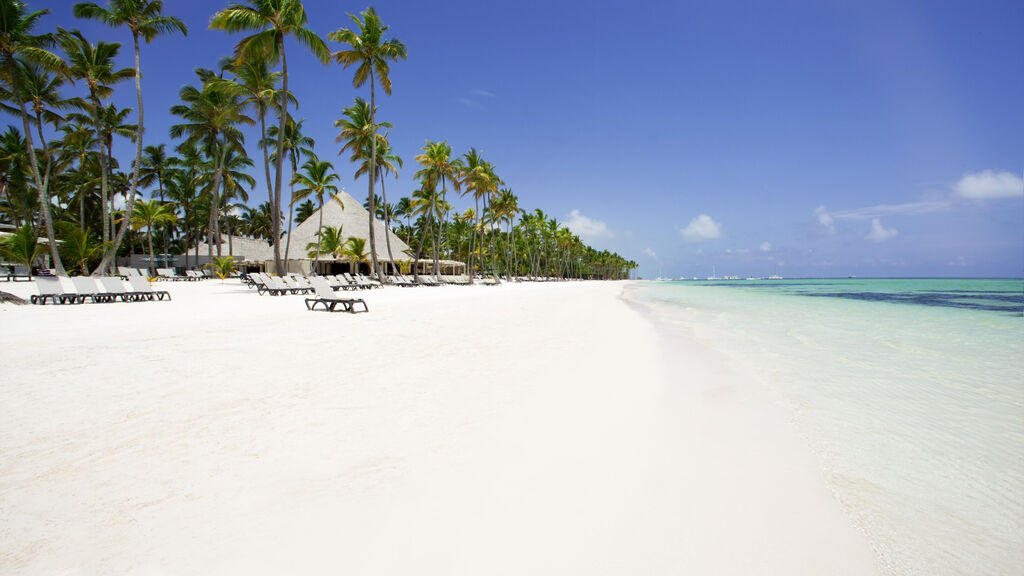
[{"xmin": 627, "ymin": 278, "xmax": 1023, "ymax": 576}]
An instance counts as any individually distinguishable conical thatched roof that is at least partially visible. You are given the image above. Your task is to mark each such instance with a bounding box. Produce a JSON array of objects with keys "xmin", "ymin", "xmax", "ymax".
[{"xmin": 285, "ymin": 189, "xmax": 411, "ymax": 262}]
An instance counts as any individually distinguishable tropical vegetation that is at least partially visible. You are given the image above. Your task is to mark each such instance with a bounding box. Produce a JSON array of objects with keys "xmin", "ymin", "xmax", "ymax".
[{"xmin": 0, "ymin": 0, "xmax": 636, "ymax": 281}]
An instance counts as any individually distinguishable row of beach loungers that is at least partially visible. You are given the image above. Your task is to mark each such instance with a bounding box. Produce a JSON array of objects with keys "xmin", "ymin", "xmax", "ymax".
[
  {"xmin": 31, "ymin": 276, "xmax": 170, "ymax": 305},
  {"xmin": 242, "ymin": 272, "xmax": 384, "ymax": 294},
  {"xmin": 0, "ymin": 265, "xmax": 33, "ymax": 281},
  {"xmin": 239, "ymin": 273, "xmax": 368, "ymax": 312},
  {"xmin": 117, "ymin": 267, "xmax": 209, "ymax": 281}
]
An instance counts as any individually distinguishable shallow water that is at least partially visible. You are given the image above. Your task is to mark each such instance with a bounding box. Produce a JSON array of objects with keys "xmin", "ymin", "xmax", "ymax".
[{"xmin": 628, "ymin": 278, "xmax": 1024, "ymax": 576}]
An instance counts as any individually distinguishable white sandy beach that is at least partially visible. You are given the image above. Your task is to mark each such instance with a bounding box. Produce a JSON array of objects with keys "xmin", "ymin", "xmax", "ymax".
[{"xmin": 0, "ymin": 280, "xmax": 879, "ymax": 574}]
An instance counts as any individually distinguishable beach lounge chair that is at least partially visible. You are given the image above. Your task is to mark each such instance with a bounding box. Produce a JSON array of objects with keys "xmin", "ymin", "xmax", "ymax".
[
  {"xmin": 328, "ymin": 275, "xmax": 356, "ymax": 290},
  {"xmin": 282, "ymin": 275, "xmax": 313, "ymax": 294},
  {"xmin": 99, "ymin": 276, "xmax": 141, "ymax": 302},
  {"xmin": 117, "ymin": 266, "xmax": 134, "ymax": 279},
  {"xmin": 157, "ymin": 267, "xmax": 187, "ymax": 281},
  {"xmin": 11, "ymin": 265, "xmax": 32, "ymax": 281},
  {"xmin": 305, "ymin": 277, "xmax": 368, "ymax": 313},
  {"xmin": 30, "ymin": 277, "xmax": 78, "ymax": 305},
  {"xmin": 128, "ymin": 275, "xmax": 171, "ymax": 301},
  {"xmin": 71, "ymin": 276, "xmax": 120, "ymax": 303},
  {"xmin": 0, "ymin": 265, "xmax": 9, "ymax": 281},
  {"xmin": 389, "ymin": 274, "xmax": 415, "ymax": 287},
  {"xmin": 356, "ymin": 274, "xmax": 383, "ymax": 289},
  {"xmin": 343, "ymin": 273, "xmax": 376, "ymax": 290},
  {"xmin": 186, "ymin": 270, "xmax": 205, "ymax": 280},
  {"xmin": 256, "ymin": 273, "xmax": 293, "ymax": 296}
]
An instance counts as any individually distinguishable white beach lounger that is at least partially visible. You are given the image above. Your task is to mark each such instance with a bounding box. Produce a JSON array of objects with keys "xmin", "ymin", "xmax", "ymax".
[
  {"xmin": 128, "ymin": 275, "xmax": 171, "ymax": 301},
  {"xmin": 305, "ymin": 277, "xmax": 368, "ymax": 313},
  {"xmin": 30, "ymin": 277, "xmax": 77, "ymax": 305}
]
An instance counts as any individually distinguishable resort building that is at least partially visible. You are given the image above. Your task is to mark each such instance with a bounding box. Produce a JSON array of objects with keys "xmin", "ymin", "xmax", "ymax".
[{"xmin": 185, "ymin": 189, "xmax": 447, "ymax": 275}]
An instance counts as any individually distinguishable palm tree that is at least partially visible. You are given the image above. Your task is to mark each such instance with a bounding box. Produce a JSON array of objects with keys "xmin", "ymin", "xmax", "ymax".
[
  {"xmin": 408, "ymin": 185, "xmax": 448, "ymax": 282},
  {"xmin": 138, "ymin": 142, "xmax": 170, "ymax": 252},
  {"xmin": 414, "ymin": 140, "xmax": 462, "ymax": 279},
  {"xmin": 458, "ymin": 148, "xmax": 501, "ymax": 280},
  {"xmin": 291, "ymin": 154, "xmax": 340, "ymax": 271},
  {"xmin": 207, "ymin": 254, "xmax": 236, "ymax": 280},
  {"xmin": 266, "ymin": 115, "xmax": 313, "ymax": 267},
  {"xmin": 58, "ymin": 29, "xmax": 133, "ymax": 251},
  {"xmin": 170, "ymin": 68, "xmax": 252, "ymax": 259},
  {"xmin": 294, "ymin": 198, "xmax": 314, "ymax": 223},
  {"xmin": 242, "ymin": 201, "xmax": 278, "ymax": 242},
  {"xmin": 334, "ymin": 97, "xmax": 393, "ymax": 276},
  {"xmin": 343, "ymin": 235, "xmax": 369, "ymax": 274},
  {"xmin": 0, "ymin": 1, "xmax": 67, "ymax": 274},
  {"xmin": 306, "ymin": 223, "xmax": 344, "ymax": 261},
  {"xmin": 130, "ymin": 198, "xmax": 175, "ymax": 276},
  {"xmin": 210, "ymin": 0, "xmax": 330, "ymax": 275},
  {"xmin": 1, "ymin": 60, "xmax": 76, "ymax": 167},
  {"xmin": 67, "ymin": 102, "xmax": 137, "ymax": 243},
  {"xmin": 73, "ymin": 0, "xmax": 187, "ymax": 275},
  {"xmin": 370, "ymin": 142, "xmax": 400, "ymax": 275},
  {"xmin": 212, "ymin": 142, "xmax": 254, "ymax": 254},
  {"xmin": 210, "ymin": 56, "xmax": 291, "ymax": 258},
  {"xmin": 0, "ymin": 221, "xmax": 45, "ymax": 269},
  {"xmin": 165, "ymin": 140, "xmax": 201, "ymax": 267},
  {"xmin": 491, "ymin": 187, "xmax": 520, "ymax": 278},
  {"xmin": 329, "ymin": 7, "xmax": 406, "ymax": 282},
  {"xmin": 0, "ymin": 125, "xmax": 34, "ymax": 229},
  {"xmin": 56, "ymin": 221, "xmax": 106, "ymax": 275}
]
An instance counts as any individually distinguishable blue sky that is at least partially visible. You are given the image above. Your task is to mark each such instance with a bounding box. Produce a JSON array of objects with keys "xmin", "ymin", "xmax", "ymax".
[{"xmin": 37, "ymin": 0, "xmax": 1024, "ymax": 277}]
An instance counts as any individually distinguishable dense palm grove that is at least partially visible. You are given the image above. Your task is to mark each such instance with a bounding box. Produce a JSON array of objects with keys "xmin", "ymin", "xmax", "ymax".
[{"xmin": 0, "ymin": 0, "xmax": 636, "ymax": 281}]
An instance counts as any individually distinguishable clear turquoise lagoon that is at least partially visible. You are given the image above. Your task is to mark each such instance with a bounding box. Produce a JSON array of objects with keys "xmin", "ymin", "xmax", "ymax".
[{"xmin": 629, "ymin": 278, "xmax": 1023, "ymax": 575}]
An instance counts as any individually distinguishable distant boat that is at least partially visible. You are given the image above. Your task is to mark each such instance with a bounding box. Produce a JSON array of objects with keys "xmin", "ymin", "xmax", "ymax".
[
  {"xmin": 768, "ymin": 274, "xmax": 783, "ymax": 280},
  {"xmin": 848, "ymin": 275, "xmax": 858, "ymax": 279},
  {"xmin": 723, "ymin": 275, "xmax": 741, "ymax": 280}
]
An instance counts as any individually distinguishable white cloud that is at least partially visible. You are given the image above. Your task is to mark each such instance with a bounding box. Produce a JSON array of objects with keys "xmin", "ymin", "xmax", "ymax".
[
  {"xmin": 815, "ymin": 206, "xmax": 835, "ymax": 234},
  {"xmin": 643, "ymin": 247, "xmax": 658, "ymax": 260},
  {"xmin": 833, "ymin": 200, "xmax": 951, "ymax": 219},
  {"xmin": 680, "ymin": 214, "xmax": 721, "ymax": 242},
  {"xmin": 760, "ymin": 241, "xmax": 772, "ymax": 252},
  {"xmin": 565, "ymin": 209, "xmax": 613, "ymax": 239},
  {"xmin": 470, "ymin": 89, "xmax": 496, "ymax": 98},
  {"xmin": 866, "ymin": 218, "xmax": 899, "ymax": 243},
  {"xmin": 954, "ymin": 170, "xmax": 1023, "ymax": 200}
]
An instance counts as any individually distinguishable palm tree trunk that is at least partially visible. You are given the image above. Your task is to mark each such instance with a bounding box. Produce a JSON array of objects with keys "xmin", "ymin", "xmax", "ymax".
[
  {"xmin": 158, "ymin": 173, "xmax": 168, "ymax": 258},
  {"xmin": 270, "ymin": 38, "xmax": 288, "ymax": 275},
  {"xmin": 366, "ymin": 75, "xmax": 383, "ymax": 283},
  {"xmin": 208, "ymin": 141, "xmax": 229, "ymax": 260},
  {"xmin": 95, "ymin": 31, "xmax": 146, "ymax": 276},
  {"xmin": 380, "ymin": 172, "xmax": 396, "ymax": 277},
  {"xmin": 258, "ymin": 110, "xmax": 276, "ymax": 264},
  {"xmin": 6, "ymin": 60, "xmax": 64, "ymax": 275},
  {"xmin": 284, "ymin": 157, "xmax": 297, "ymax": 269},
  {"xmin": 313, "ymin": 198, "xmax": 324, "ymax": 273},
  {"xmin": 468, "ymin": 195, "xmax": 478, "ymax": 280},
  {"xmin": 147, "ymin": 226, "xmax": 156, "ymax": 277},
  {"xmin": 412, "ymin": 216, "xmax": 430, "ymax": 283}
]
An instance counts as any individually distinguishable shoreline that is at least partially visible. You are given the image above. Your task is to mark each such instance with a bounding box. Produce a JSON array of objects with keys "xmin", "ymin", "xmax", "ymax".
[{"xmin": 1, "ymin": 279, "xmax": 876, "ymax": 574}]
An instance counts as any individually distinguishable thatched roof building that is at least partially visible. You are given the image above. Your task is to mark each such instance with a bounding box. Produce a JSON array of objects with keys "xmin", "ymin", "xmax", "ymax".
[
  {"xmin": 286, "ymin": 189, "xmax": 411, "ymax": 265},
  {"xmin": 192, "ymin": 189, "xmax": 416, "ymax": 274}
]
